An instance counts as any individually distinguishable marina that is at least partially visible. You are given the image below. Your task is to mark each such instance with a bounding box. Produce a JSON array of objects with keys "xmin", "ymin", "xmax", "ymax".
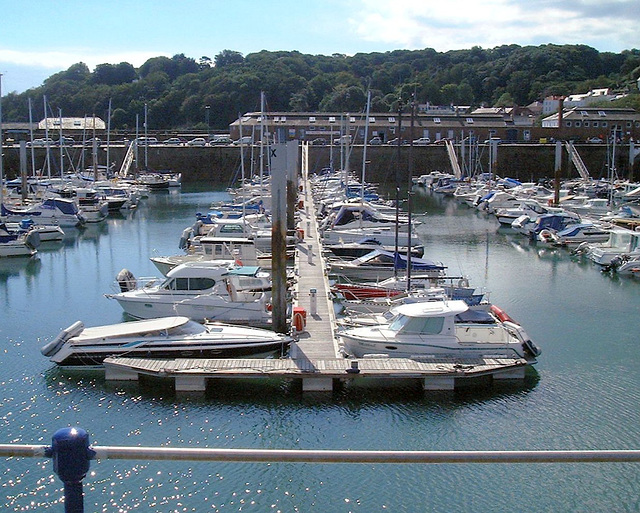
[{"xmin": 2, "ymin": 180, "xmax": 640, "ymax": 511}]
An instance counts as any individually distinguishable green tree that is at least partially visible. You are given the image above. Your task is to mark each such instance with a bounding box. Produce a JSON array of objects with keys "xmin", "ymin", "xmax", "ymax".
[{"xmin": 214, "ymin": 50, "xmax": 244, "ymax": 68}]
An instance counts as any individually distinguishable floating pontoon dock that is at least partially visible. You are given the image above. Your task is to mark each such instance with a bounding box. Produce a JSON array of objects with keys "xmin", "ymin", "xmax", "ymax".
[{"xmin": 103, "ymin": 173, "xmax": 533, "ymax": 393}]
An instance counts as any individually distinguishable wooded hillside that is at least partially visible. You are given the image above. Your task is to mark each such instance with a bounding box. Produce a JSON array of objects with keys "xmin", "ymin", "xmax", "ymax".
[{"xmin": 2, "ymin": 44, "xmax": 639, "ymax": 131}]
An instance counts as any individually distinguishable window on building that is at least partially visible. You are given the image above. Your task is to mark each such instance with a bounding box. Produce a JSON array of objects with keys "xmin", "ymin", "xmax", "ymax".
[
  {"xmin": 575, "ymin": 121, "xmax": 582, "ymax": 127},
  {"xmin": 566, "ymin": 121, "xmax": 572, "ymax": 127},
  {"xmin": 584, "ymin": 121, "xmax": 590, "ymax": 127},
  {"xmin": 598, "ymin": 111, "xmax": 606, "ymax": 117},
  {"xmin": 593, "ymin": 121, "xmax": 599, "ymax": 127}
]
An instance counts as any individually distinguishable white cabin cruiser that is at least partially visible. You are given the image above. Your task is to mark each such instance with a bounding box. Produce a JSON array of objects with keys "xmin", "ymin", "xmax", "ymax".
[
  {"xmin": 579, "ymin": 227, "xmax": 640, "ymax": 266},
  {"xmin": 2, "ymin": 197, "xmax": 85, "ymax": 227},
  {"xmin": 106, "ymin": 262, "xmax": 273, "ymax": 326},
  {"xmin": 0, "ymin": 222, "xmax": 40, "ymax": 257},
  {"xmin": 339, "ymin": 299, "xmax": 540, "ymax": 361},
  {"xmin": 41, "ymin": 316, "xmax": 291, "ymax": 366},
  {"xmin": 328, "ymin": 249, "xmax": 446, "ymax": 282}
]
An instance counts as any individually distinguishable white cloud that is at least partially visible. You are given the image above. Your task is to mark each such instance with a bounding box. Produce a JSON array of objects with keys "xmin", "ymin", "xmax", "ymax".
[{"xmin": 349, "ymin": 0, "xmax": 638, "ymax": 52}]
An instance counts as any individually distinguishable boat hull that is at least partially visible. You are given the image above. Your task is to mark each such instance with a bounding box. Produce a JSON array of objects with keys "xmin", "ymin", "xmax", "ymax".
[
  {"xmin": 51, "ymin": 339, "xmax": 290, "ymax": 366},
  {"xmin": 112, "ymin": 295, "xmax": 272, "ymax": 326}
]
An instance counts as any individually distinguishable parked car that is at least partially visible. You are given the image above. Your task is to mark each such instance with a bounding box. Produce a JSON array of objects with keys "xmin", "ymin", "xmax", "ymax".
[
  {"xmin": 209, "ymin": 135, "xmax": 232, "ymax": 145},
  {"xmin": 233, "ymin": 136, "xmax": 253, "ymax": 146},
  {"xmin": 310, "ymin": 138, "xmax": 326, "ymax": 146},
  {"xmin": 53, "ymin": 137, "xmax": 75, "ymax": 146},
  {"xmin": 186, "ymin": 137, "xmax": 207, "ymax": 147},
  {"xmin": 369, "ymin": 136, "xmax": 383, "ymax": 145},
  {"xmin": 333, "ymin": 135, "xmax": 352, "ymax": 145},
  {"xmin": 387, "ymin": 138, "xmax": 408, "ymax": 146},
  {"xmin": 26, "ymin": 138, "xmax": 54, "ymax": 147},
  {"xmin": 483, "ymin": 137, "xmax": 501, "ymax": 144},
  {"xmin": 586, "ymin": 137, "xmax": 603, "ymax": 143},
  {"xmin": 136, "ymin": 136, "xmax": 158, "ymax": 146},
  {"xmin": 413, "ymin": 137, "xmax": 431, "ymax": 145},
  {"xmin": 163, "ymin": 137, "xmax": 183, "ymax": 145},
  {"xmin": 86, "ymin": 137, "xmax": 102, "ymax": 147}
]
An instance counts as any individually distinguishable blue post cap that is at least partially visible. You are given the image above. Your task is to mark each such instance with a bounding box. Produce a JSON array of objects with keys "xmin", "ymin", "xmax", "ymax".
[{"xmin": 49, "ymin": 427, "xmax": 95, "ymax": 483}]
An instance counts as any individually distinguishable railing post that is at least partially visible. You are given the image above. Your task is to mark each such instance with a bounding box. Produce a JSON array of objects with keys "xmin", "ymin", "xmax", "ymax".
[{"xmin": 45, "ymin": 427, "xmax": 95, "ymax": 513}]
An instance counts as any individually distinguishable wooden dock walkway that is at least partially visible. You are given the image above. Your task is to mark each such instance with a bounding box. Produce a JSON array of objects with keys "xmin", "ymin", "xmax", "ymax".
[
  {"xmin": 103, "ymin": 171, "xmax": 533, "ymax": 393},
  {"xmin": 288, "ymin": 179, "xmax": 341, "ymax": 365}
]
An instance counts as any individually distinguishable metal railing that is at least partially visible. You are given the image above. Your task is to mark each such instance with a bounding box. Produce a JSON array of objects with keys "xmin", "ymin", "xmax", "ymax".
[{"xmin": 2, "ymin": 427, "xmax": 640, "ymax": 512}]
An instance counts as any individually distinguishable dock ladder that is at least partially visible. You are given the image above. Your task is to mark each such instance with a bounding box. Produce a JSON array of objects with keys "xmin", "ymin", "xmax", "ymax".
[
  {"xmin": 445, "ymin": 139, "xmax": 462, "ymax": 179},
  {"xmin": 564, "ymin": 141, "xmax": 591, "ymax": 180},
  {"xmin": 117, "ymin": 141, "xmax": 136, "ymax": 177}
]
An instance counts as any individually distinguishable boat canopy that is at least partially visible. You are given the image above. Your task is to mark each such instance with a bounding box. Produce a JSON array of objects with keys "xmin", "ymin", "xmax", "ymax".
[
  {"xmin": 351, "ymin": 249, "xmax": 446, "ymax": 271},
  {"xmin": 393, "ymin": 300, "xmax": 469, "ymax": 318},
  {"xmin": 76, "ymin": 316, "xmax": 194, "ymax": 340}
]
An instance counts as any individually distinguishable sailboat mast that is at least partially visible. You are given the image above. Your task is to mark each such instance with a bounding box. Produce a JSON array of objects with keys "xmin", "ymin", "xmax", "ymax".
[
  {"xmin": 144, "ymin": 102, "xmax": 149, "ymax": 171},
  {"xmin": 394, "ymin": 100, "xmax": 402, "ymax": 280},
  {"xmin": 106, "ymin": 98, "xmax": 112, "ymax": 177},
  {"xmin": 58, "ymin": 108, "xmax": 63, "ymax": 177},
  {"xmin": 406, "ymin": 97, "xmax": 415, "ymax": 290},
  {"xmin": 28, "ymin": 98, "xmax": 36, "ymax": 178},
  {"xmin": 260, "ymin": 91, "xmax": 265, "ymax": 187},
  {"xmin": 43, "ymin": 96, "xmax": 51, "ymax": 179},
  {"xmin": 238, "ymin": 114, "xmax": 247, "ymax": 227},
  {"xmin": 0, "ymin": 73, "xmax": 3, "ymax": 207},
  {"xmin": 361, "ymin": 90, "xmax": 371, "ymax": 204},
  {"xmin": 92, "ymin": 114, "xmax": 98, "ymax": 182}
]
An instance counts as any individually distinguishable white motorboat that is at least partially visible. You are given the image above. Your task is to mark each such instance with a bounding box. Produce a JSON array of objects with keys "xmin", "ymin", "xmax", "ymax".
[
  {"xmin": 106, "ymin": 262, "xmax": 273, "ymax": 326},
  {"xmin": 494, "ymin": 199, "xmax": 561, "ymax": 226},
  {"xmin": 2, "ymin": 197, "xmax": 85, "ymax": 227},
  {"xmin": 537, "ymin": 222, "xmax": 611, "ymax": 247},
  {"xmin": 41, "ymin": 316, "xmax": 291, "ymax": 366},
  {"xmin": 339, "ymin": 299, "xmax": 540, "ymax": 361},
  {"xmin": 5, "ymin": 219, "xmax": 64, "ymax": 241},
  {"xmin": 606, "ymin": 254, "xmax": 640, "ymax": 276},
  {"xmin": 324, "ymin": 238, "xmax": 424, "ymax": 259},
  {"xmin": 0, "ymin": 222, "xmax": 40, "ymax": 257},
  {"xmin": 577, "ymin": 227, "xmax": 640, "ymax": 265},
  {"xmin": 328, "ymin": 249, "xmax": 446, "ymax": 282}
]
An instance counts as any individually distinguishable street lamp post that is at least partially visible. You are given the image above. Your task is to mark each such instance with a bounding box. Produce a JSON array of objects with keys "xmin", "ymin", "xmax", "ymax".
[{"xmin": 205, "ymin": 105, "xmax": 211, "ymax": 139}]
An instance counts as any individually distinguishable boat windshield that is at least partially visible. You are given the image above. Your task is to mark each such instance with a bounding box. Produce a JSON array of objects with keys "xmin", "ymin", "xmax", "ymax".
[
  {"xmin": 162, "ymin": 277, "xmax": 216, "ymax": 291},
  {"xmin": 388, "ymin": 314, "xmax": 445, "ymax": 334}
]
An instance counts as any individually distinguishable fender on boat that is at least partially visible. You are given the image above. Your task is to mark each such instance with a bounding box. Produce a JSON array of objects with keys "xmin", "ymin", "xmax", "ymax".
[
  {"xmin": 41, "ymin": 320, "xmax": 85, "ymax": 357},
  {"xmin": 490, "ymin": 304, "xmax": 515, "ymax": 323}
]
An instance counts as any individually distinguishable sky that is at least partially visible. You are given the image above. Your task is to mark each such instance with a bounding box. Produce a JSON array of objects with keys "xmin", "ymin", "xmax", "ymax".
[{"xmin": 1, "ymin": 0, "xmax": 638, "ymax": 95}]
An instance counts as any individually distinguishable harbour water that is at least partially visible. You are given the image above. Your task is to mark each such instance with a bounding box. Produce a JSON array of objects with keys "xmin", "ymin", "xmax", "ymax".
[{"xmin": 2, "ymin": 184, "xmax": 640, "ymax": 512}]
